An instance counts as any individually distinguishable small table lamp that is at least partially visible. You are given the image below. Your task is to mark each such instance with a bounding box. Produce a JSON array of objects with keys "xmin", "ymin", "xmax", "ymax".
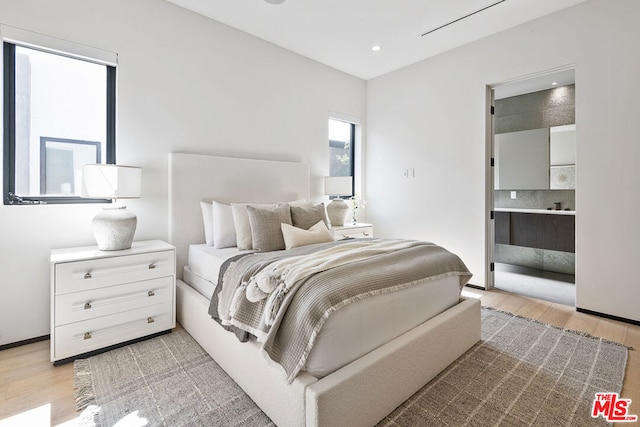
[
  {"xmin": 81, "ymin": 164, "xmax": 142, "ymax": 251},
  {"xmin": 324, "ymin": 176, "xmax": 352, "ymax": 226}
]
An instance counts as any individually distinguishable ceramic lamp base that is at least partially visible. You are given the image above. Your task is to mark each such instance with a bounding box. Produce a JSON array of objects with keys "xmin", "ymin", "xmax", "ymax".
[
  {"xmin": 326, "ymin": 198, "xmax": 349, "ymax": 226},
  {"xmin": 92, "ymin": 205, "xmax": 137, "ymax": 251}
]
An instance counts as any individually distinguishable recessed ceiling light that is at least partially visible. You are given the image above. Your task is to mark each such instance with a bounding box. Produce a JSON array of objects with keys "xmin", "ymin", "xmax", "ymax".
[
  {"xmin": 552, "ymin": 82, "xmax": 558, "ymax": 85},
  {"xmin": 264, "ymin": 0, "xmax": 286, "ymax": 4},
  {"xmin": 371, "ymin": 45, "xmax": 381, "ymax": 52}
]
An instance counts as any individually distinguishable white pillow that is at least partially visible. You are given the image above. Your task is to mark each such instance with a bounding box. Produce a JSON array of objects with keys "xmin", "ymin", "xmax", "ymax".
[
  {"xmin": 200, "ymin": 201, "xmax": 214, "ymax": 246},
  {"xmin": 281, "ymin": 220, "xmax": 334, "ymax": 250},
  {"xmin": 212, "ymin": 201, "xmax": 236, "ymax": 248}
]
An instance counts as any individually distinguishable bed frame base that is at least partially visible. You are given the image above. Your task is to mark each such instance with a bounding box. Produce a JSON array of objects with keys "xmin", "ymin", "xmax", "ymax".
[{"xmin": 177, "ymin": 279, "xmax": 480, "ymax": 427}]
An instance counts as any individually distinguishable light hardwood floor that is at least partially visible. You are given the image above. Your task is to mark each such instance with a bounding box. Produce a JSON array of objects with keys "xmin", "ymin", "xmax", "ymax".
[{"xmin": 1, "ymin": 288, "xmax": 638, "ymax": 426}]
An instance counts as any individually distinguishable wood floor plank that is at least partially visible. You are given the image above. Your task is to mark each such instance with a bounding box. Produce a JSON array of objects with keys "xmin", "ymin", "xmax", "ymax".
[
  {"xmin": 51, "ymin": 394, "xmax": 79, "ymax": 427},
  {"xmin": 472, "ymin": 288, "xmax": 507, "ymax": 307},
  {"xmin": 564, "ymin": 311, "xmax": 600, "ymax": 336},
  {"xmin": 493, "ymin": 292, "xmax": 530, "ymax": 314},
  {"xmin": 537, "ymin": 302, "xmax": 574, "ymax": 328},
  {"xmin": 513, "ymin": 298, "xmax": 552, "ymax": 320},
  {"xmin": 593, "ymin": 318, "xmax": 628, "ymax": 346}
]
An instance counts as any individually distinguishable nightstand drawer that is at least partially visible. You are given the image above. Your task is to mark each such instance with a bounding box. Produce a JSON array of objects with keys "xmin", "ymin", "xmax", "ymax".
[
  {"xmin": 55, "ymin": 276, "xmax": 174, "ymax": 326},
  {"xmin": 55, "ymin": 250, "xmax": 175, "ymax": 295},
  {"xmin": 53, "ymin": 301, "xmax": 174, "ymax": 361}
]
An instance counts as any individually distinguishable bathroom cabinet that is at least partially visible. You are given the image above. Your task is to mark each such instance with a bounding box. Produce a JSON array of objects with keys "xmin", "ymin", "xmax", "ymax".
[{"xmin": 495, "ymin": 211, "xmax": 575, "ymax": 253}]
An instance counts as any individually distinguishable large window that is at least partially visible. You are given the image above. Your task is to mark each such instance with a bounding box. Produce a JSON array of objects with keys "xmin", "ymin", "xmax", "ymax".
[
  {"xmin": 328, "ymin": 118, "xmax": 355, "ymax": 196},
  {"xmin": 3, "ymin": 30, "xmax": 116, "ymax": 204}
]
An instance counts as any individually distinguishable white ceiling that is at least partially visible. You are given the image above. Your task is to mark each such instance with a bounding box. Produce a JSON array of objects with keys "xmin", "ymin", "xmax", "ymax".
[{"xmin": 166, "ymin": 0, "xmax": 587, "ymax": 80}]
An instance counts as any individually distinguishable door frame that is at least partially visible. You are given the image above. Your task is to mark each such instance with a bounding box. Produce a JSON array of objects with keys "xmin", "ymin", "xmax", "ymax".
[
  {"xmin": 485, "ymin": 66, "xmax": 577, "ymax": 291},
  {"xmin": 485, "ymin": 85, "xmax": 495, "ymax": 290}
]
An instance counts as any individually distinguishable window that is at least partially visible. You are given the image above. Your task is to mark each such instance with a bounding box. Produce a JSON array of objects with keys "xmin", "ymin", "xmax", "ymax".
[
  {"xmin": 3, "ymin": 28, "xmax": 116, "ymax": 204},
  {"xmin": 328, "ymin": 118, "xmax": 355, "ymax": 196}
]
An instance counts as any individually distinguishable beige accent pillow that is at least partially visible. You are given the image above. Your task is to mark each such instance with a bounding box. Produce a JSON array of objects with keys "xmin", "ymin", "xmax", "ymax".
[
  {"xmin": 290, "ymin": 203, "xmax": 328, "ymax": 230},
  {"xmin": 281, "ymin": 220, "xmax": 334, "ymax": 250},
  {"xmin": 246, "ymin": 204, "xmax": 292, "ymax": 252}
]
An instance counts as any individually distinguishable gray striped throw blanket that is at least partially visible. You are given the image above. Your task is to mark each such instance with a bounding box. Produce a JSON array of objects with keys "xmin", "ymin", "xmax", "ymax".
[{"xmin": 208, "ymin": 238, "xmax": 472, "ymax": 383}]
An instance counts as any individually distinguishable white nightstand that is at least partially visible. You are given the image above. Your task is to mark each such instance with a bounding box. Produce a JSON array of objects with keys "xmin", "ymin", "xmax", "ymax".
[
  {"xmin": 330, "ymin": 222, "xmax": 374, "ymax": 240},
  {"xmin": 50, "ymin": 240, "xmax": 176, "ymax": 364}
]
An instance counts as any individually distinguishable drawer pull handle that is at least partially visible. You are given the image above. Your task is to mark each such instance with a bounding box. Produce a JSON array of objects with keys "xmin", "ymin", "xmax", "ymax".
[
  {"xmin": 84, "ymin": 332, "xmax": 92, "ymax": 340},
  {"xmin": 84, "ymin": 272, "xmax": 92, "ymax": 279},
  {"xmin": 84, "ymin": 302, "xmax": 92, "ymax": 310},
  {"xmin": 148, "ymin": 290, "xmax": 155, "ymax": 297},
  {"xmin": 147, "ymin": 317, "xmax": 154, "ymax": 324},
  {"xmin": 148, "ymin": 263, "xmax": 156, "ymax": 269}
]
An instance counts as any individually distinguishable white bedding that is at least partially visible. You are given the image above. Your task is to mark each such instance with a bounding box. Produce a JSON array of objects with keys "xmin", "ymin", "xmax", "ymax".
[
  {"xmin": 184, "ymin": 244, "xmax": 461, "ymax": 378},
  {"xmin": 187, "ymin": 244, "xmax": 251, "ymax": 297}
]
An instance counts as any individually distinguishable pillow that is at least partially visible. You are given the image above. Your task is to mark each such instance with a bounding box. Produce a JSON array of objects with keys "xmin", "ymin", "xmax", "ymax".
[
  {"xmin": 288, "ymin": 199, "xmax": 311, "ymax": 207},
  {"xmin": 200, "ymin": 201, "xmax": 214, "ymax": 246},
  {"xmin": 290, "ymin": 203, "xmax": 328, "ymax": 230},
  {"xmin": 246, "ymin": 204, "xmax": 292, "ymax": 252},
  {"xmin": 212, "ymin": 201, "xmax": 236, "ymax": 248},
  {"xmin": 231, "ymin": 200, "xmax": 305, "ymax": 249},
  {"xmin": 231, "ymin": 203, "xmax": 277, "ymax": 250},
  {"xmin": 281, "ymin": 221, "xmax": 334, "ymax": 250}
]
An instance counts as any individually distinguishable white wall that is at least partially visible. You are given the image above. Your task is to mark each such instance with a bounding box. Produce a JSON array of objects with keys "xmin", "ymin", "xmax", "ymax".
[
  {"xmin": 366, "ymin": 0, "xmax": 640, "ymax": 321},
  {"xmin": 0, "ymin": 0, "xmax": 366, "ymax": 345}
]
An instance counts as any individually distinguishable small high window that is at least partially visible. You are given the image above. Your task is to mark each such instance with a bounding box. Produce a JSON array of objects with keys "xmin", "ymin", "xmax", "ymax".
[
  {"xmin": 3, "ymin": 28, "xmax": 116, "ymax": 205},
  {"xmin": 328, "ymin": 118, "xmax": 355, "ymax": 196}
]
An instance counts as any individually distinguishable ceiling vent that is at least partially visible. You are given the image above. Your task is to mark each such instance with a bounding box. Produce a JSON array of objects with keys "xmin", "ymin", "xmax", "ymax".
[{"xmin": 420, "ymin": 0, "xmax": 507, "ymax": 37}]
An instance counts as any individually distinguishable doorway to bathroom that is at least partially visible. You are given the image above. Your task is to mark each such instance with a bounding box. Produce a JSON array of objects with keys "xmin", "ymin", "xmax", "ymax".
[{"xmin": 488, "ymin": 67, "xmax": 576, "ymax": 307}]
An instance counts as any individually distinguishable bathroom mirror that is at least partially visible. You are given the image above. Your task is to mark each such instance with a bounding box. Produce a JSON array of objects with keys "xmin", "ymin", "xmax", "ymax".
[{"xmin": 494, "ymin": 124, "xmax": 575, "ymax": 190}]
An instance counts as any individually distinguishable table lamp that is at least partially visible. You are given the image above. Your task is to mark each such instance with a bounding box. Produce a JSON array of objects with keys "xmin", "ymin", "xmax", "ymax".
[
  {"xmin": 324, "ymin": 176, "xmax": 352, "ymax": 226},
  {"xmin": 81, "ymin": 164, "xmax": 142, "ymax": 251}
]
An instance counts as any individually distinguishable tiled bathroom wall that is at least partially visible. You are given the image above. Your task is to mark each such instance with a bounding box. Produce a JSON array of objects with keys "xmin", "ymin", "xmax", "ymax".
[{"xmin": 494, "ymin": 190, "xmax": 575, "ymax": 211}]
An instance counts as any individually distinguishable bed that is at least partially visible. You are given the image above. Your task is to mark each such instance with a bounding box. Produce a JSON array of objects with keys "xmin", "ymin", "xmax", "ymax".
[{"xmin": 168, "ymin": 153, "xmax": 481, "ymax": 427}]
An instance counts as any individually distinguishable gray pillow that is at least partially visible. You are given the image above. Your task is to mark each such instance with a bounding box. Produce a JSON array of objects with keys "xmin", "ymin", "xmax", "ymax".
[
  {"xmin": 247, "ymin": 204, "xmax": 292, "ymax": 251},
  {"xmin": 290, "ymin": 203, "xmax": 328, "ymax": 230}
]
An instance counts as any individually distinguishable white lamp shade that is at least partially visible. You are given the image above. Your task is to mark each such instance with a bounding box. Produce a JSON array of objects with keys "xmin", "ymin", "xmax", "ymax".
[
  {"xmin": 81, "ymin": 164, "xmax": 142, "ymax": 199},
  {"xmin": 324, "ymin": 176, "xmax": 352, "ymax": 196}
]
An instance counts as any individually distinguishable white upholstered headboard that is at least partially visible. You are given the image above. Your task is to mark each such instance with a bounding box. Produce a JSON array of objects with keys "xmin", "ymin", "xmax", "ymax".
[{"xmin": 168, "ymin": 153, "xmax": 310, "ymax": 279}]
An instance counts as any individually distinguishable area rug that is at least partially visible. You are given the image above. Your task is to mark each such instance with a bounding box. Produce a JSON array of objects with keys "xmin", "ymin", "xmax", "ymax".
[
  {"xmin": 74, "ymin": 331, "xmax": 274, "ymax": 427},
  {"xmin": 74, "ymin": 308, "xmax": 629, "ymax": 427}
]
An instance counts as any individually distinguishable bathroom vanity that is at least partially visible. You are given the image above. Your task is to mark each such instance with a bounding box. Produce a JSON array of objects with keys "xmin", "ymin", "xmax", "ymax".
[{"xmin": 495, "ymin": 208, "xmax": 575, "ymax": 253}]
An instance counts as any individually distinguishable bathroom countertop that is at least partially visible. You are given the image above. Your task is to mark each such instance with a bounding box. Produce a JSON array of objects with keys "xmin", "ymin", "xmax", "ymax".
[{"xmin": 494, "ymin": 207, "xmax": 576, "ymax": 215}]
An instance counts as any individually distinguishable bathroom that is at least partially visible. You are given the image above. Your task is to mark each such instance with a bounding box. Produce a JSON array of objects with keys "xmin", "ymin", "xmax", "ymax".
[{"xmin": 492, "ymin": 71, "xmax": 576, "ymax": 306}]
